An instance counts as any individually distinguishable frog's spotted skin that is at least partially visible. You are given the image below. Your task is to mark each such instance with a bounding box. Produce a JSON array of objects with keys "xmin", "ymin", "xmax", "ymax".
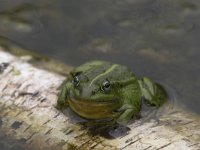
[{"xmin": 57, "ymin": 61, "xmax": 167, "ymax": 125}]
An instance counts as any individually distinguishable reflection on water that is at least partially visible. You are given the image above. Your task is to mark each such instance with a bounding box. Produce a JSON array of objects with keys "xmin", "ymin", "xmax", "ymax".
[{"xmin": 0, "ymin": 0, "xmax": 200, "ymax": 148}]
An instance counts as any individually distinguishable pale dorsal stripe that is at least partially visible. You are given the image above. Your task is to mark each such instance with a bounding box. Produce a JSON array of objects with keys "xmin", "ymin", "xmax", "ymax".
[{"xmin": 89, "ymin": 64, "xmax": 119, "ymax": 87}]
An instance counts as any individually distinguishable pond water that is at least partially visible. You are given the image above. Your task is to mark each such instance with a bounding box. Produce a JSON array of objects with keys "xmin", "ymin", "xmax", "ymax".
[{"xmin": 0, "ymin": 0, "xmax": 200, "ymax": 148}]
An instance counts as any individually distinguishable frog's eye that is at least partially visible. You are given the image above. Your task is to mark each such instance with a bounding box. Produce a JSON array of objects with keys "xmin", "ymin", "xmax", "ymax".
[
  {"xmin": 101, "ymin": 80, "xmax": 111, "ymax": 93},
  {"xmin": 72, "ymin": 76, "xmax": 80, "ymax": 87}
]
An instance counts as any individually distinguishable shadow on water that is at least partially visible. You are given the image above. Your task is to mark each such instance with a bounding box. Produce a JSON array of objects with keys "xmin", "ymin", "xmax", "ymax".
[{"xmin": 0, "ymin": 0, "xmax": 200, "ymax": 148}]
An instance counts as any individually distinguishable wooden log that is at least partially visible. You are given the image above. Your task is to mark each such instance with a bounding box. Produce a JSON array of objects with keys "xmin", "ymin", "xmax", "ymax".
[{"xmin": 0, "ymin": 48, "xmax": 200, "ymax": 150}]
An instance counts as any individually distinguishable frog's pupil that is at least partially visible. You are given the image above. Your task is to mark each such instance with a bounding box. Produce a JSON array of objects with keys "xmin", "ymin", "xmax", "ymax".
[
  {"xmin": 104, "ymin": 82, "xmax": 110, "ymax": 88},
  {"xmin": 72, "ymin": 76, "xmax": 79, "ymax": 86},
  {"xmin": 74, "ymin": 76, "xmax": 78, "ymax": 82},
  {"xmin": 102, "ymin": 81, "xmax": 110, "ymax": 92}
]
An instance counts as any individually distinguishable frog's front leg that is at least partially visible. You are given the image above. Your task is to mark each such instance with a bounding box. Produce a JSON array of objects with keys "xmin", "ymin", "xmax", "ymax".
[
  {"xmin": 57, "ymin": 79, "xmax": 71, "ymax": 109},
  {"xmin": 116, "ymin": 81, "xmax": 142, "ymax": 125},
  {"xmin": 116, "ymin": 104, "xmax": 138, "ymax": 125},
  {"xmin": 138, "ymin": 77, "xmax": 167, "ymax": 107}
]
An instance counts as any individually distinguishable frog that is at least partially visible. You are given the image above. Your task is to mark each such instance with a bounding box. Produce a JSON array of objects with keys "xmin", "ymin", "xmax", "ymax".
[{"xmin": 57, "ymin": 61, "xmax": 167, "ymax": 126}]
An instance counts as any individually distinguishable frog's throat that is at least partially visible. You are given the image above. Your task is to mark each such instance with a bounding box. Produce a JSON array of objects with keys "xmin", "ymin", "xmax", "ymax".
[{"xmin": 68, "ymin": 97, "xmax": 120, "ymax": 119}]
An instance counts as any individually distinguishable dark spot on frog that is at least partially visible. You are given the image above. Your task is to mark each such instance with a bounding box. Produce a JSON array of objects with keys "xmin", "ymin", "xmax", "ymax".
[
  {"xmin": 11, "ymin": 121, "xmax": 22, "ymax": 129},
  {"xmin": 0, "ymin": 62, "xmax": 9, "ymax": 73}
]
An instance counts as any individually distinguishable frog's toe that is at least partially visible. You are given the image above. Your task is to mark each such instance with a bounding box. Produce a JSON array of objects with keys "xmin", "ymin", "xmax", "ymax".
[{"xmin": 117, "ymin": 108, "xmax": 135, "ymax": 125}]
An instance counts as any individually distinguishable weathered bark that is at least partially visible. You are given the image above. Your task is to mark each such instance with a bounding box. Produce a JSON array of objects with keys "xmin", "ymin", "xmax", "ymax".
[{"xmin": 0, "ymin": 48, "xmax": 200, "ymax": 150}]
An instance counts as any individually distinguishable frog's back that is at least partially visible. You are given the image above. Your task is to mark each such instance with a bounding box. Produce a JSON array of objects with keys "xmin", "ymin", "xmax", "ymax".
[{"xmin": 73, "ymin": 61, "xmax": 135, "ymax": 83}]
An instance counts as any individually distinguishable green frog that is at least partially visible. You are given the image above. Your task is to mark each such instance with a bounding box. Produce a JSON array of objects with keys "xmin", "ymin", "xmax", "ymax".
[{"xmin": 57, "ymin": 61, "xmax": 167, "ymax": 125}]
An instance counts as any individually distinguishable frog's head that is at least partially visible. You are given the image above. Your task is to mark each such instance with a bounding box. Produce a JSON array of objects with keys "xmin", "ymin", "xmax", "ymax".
[{"xmin": 58, "ymin": 61, "xmax": 134, "ymax": 120}]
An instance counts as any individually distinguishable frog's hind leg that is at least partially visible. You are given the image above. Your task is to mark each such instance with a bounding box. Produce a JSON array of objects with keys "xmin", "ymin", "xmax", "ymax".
[{"xmin": 138, "ymin": 77, "xmax": 167, "ymax": 107}]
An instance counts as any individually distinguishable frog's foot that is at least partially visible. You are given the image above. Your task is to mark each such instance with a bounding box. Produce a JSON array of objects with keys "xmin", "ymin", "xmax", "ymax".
[
  {"xmin": 138, "ymin": 77, "xmax": 167, "ymax": 107},
  {"xmin": 116, "ymin": 104, "xmax": 139, "ymax": 126}
]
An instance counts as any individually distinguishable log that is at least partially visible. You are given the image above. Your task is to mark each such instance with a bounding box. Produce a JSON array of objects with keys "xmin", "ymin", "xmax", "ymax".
[{"xmin": 0, "ymin": 47, "xmax": 200, "ymax": 150}]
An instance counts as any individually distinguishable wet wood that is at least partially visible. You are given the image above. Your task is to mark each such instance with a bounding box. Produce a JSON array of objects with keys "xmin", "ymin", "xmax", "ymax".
[{"xmin": 0, "ymin": 48, "xmax": 200, "ymax": 150}]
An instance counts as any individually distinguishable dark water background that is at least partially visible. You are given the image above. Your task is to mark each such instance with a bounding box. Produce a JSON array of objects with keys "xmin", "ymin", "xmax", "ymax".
[{"xmin": 0, "ymin": 0, "xmax": 200, "ymax": 148}]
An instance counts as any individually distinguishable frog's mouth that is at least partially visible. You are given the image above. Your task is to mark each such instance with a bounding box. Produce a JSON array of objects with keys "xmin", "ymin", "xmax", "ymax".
[{"xmin": 67, "ymin": 96, "xmax": 121, "ymax": 119}]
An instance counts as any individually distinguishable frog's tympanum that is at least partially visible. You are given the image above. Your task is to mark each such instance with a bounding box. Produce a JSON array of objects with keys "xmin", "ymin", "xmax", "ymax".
[{"xmin": 57, "ymin": 61, "xmax": 167, "ymax": 126}]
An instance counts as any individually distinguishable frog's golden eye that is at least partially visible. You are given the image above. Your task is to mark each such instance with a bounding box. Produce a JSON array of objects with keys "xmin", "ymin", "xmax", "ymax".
[
  {"xmin": 72, "ymin": 76, "xmax": 80, "ymax": 87},
  {"xmin": 101, "ymin": 80, "xmax": 111, "ymax": 93}
]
